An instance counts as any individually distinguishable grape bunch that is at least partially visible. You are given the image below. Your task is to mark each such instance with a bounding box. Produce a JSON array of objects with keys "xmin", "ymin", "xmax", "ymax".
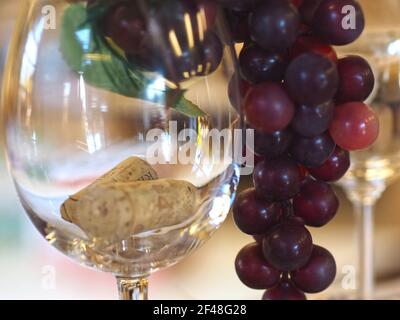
[
  {"xmin": 88, "ymin": 0, "xmax": 223, "ymax": 84},
  {"xmin": 226, "ymin": 0, "xmax": 379, "ymax": 300}
]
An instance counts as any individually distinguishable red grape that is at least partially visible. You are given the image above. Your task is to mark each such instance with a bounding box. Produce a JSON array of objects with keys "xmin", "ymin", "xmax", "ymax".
[
  {"xmin": 336, "ymin": 55, "xmax": 375, "ymax": 103},
  {"xmin": 329, "ymin": 102, "xmax": 379, "ymax": 151},
  {"xmin": 235, "ymin": 243, "xmax": 281, "ymax": 290},
  {"xmin": 309, "ymin": 146, "xmax": 350, "ymax": 182},
  {"xmin": 312, "ymin": 0, "xmax": 364, "ymax": 45},
  {"xmin": 239, "ymin": 44, "xmax": 288, "ymax": 84},
  {"xmin": 293, "ymin": 179, "xmax": 339, "ymax": 227},
  {"xmin": 284, "ymin": 53, "xmax": 339, "ymax": 105},
  {"xmin": 292, "ymin": 101, "xmax": 334, "ymax": 137},
  {"xmin": 289, "ymin": 132, "xmax": 336, "ymax": 168},
  {"xmin": 262, "ymin": 220, "xmax": 313, "ymax": 271},
  {"xmin": 253, "ymin": 157, "xmax": 302, "ymax": 201},
  {"xmin": 249, "ymin": 0, "xmax": 300, "ymax": 52},
  {"xmin": 262, "ymin": 280, "xmax": 307, "ymax": 300},
  {"xmin": 244, "ymin": 82, "xmax": 295, "ymax": 133},
  {"xmin": 291, "ymin": 0, "xmax": 304, "ymax": 8},
  {"xmin": 233, "ymin": 188, "xmax": 282, "ymax": 235},
  {"xmin": 290, "ymin": 36, "xmax": 337, "ymax": 63},
  {"xmin": 298, "ymin": 165, "xmax": 310, "ymax": 181},
  {"xmin": 291, "ymin": 245, "xmax": 336, "ymax": 293}
]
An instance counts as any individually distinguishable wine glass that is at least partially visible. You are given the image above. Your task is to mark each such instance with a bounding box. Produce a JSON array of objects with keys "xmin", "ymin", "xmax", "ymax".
[
  {"xmin": 336, "ymin": 0, "xmax": 400, "ymax": 299},
  {"xmin": 1, "ymin": 0, "xmax": 241, "ymax": 300}
]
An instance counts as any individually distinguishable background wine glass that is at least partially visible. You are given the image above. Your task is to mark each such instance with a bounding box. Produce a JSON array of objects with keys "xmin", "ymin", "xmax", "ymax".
[
  {"xmin": 336, "ymin": 0, "xmax": 400, "ymax": 299},
  {"xmin": 2, "ymin": 0, "xmax": 240, "ymax": 300}
]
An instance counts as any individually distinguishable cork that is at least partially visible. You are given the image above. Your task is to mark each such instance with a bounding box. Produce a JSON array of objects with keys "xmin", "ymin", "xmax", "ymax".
[
  {"xmin": 60, "ymin": 157, "xmax": 198, "ymax": 240},
  {"xmin": 62, "ymin": 179, "xmax": 198, "ymax": 240},
  {"xmin": 61, "ymin": 157, "xmax": 158, "ymax": 221},
  {"xmin": 71, "ymin": 157, "xmax": 159, "ymax": 200}
]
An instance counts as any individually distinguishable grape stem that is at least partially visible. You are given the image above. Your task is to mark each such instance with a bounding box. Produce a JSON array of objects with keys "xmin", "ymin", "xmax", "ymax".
[
  {"xmin": 282, "ymin": 272, "xmax": 290, "ymax": 281},
  {"xmin": 282, "ymin": 200, "xmax": 294, "ymax": 219}
]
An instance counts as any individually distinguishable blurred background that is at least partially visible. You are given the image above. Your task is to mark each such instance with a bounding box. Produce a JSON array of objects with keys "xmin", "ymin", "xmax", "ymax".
[{"xmin": 1, "ymin": 0, "xmax": 400, "ymax": 300}]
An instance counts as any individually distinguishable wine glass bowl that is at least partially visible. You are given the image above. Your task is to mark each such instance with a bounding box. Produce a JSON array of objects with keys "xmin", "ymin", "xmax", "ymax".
[
  {"xmin": 337, "ymin": 32, "xmax": 400, "ymax": 190},
  {"xmin": 334, "ymin": 1, "xmax": 400, "ymax": 298},
  {"xmin": 2, "ymin": 0, "xmax": 240, "ymax": 296}
]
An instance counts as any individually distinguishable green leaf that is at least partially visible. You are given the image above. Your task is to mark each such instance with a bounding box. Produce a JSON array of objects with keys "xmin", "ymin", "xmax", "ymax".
[
  {"xmin": 60, "ymin": 3, "xmax": 206, "ymax": 118},
  {"xmin": 174, "ymin": 94, "xmax": 205, "ymax": 118}
]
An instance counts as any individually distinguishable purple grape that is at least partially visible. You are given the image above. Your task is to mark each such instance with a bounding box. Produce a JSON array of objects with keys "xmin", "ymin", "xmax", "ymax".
[
  {"xmin": 233, "ymin": 188, "xmax": 282, "ymax": 235},
  {"xmin": 218, "ymin": 0, "xmax": 255, "ymax": 12},
  {"xmin": 149, "ymin": 0, "xmax": 201, "ymax": 81},
  {"xmin": 249, "ymin": 0, "xmax": 300, "ymax": 52},
  {"xmin": 228, "ymin": 73, "xmax": 252, "ymax": 110},
  {"xmin": 336, "ymin": 55, "xmax": 375, "ymax": 103},
  {"xmin": 293, "ymin": 179, "xmax": 339, "ymax": 227},
  {"xmin": 308, "ymin": 146, "xmax": 350, "ymax": 182},
  {"xmin": 235, "ymin": 243, "xmax": 281, "ymax": 289},
  {"xmin": 299, "ymin": 0, "xmax": 323, "ymax": 25},
  {"xmin": 286, "ymin": 215, "xmax": 307, "ymax": 227},
  {"xmin": 253, "ymin": 129, "xmax": 293, "ymax": 159},
  {"xmin": 226, "ymin": 10, "xmax": 250, "ymax": 43},
  {"xmin": 289, "ymin": 132, "xmax": 336, "ymax": 167},
  {"xmin": 292, "ymin": 101, "xmax": 334, "ymax": 137},
  {"xmin": 262, "ymin": 280, "xmax": 307, "ymax": 300},
  {"xmin": 253, "ymin": 234, "xmax": 265, "ymax": 243},
  {"xmin": 262, "ymin": 221, "xmax": 313, "ymax": 271},
  {"xmin": 291, "ymin": 245, "xmax": 336, "ymax": 293},
  {"xmin": 157, "ymin": 0, "xmax": 200, "ymax": 38},
  {"xmin": 253, "ymin": 157, "xmax": 302, "ymax": 201},
  {"xmin": 285, "ymin": 52, "xmax": 339, "ymax": 105},
  {"xmin": 198, "ymin": 31, "xmax": 224, "ymax": 76},
  {"xmin": 152, "ymin": 3, "xmax": 223, "ymax": 82},
  {"xmin": 105, "ymin": 2, "xmax": 148, "ymax": 54},
  {"xmin": 127, "ymin": 49, "xmax": 162, "ymax": 72},
  {"xmin": 239, "ymin": 43, "xmax": 288, "ymax": 84},
  {"xmin": 312, "ymin": 0, "xmax": 364, "ymax": 45}
]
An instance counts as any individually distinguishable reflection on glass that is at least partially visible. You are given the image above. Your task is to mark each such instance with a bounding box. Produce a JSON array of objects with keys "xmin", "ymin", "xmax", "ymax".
[
  {"xmin": 2, "ymin": 0, "xmax": 241, "ymax": 300},
  {"xmin": 338, "ymin": 27, "xmax": 400, "ymax": 299}
]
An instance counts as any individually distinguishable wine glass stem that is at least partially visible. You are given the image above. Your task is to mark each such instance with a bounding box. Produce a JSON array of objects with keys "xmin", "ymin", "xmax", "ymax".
[
  {"xmin": 354, "ymin": 201, "xmax": 375, "ymax": 300},
  {"xmin": 344, "ymin": 182, "xmax": 385, "ymax": 300},
  {"xmin": 116, "ymin": 276, "xmax": 149, "ymax": 300}
]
